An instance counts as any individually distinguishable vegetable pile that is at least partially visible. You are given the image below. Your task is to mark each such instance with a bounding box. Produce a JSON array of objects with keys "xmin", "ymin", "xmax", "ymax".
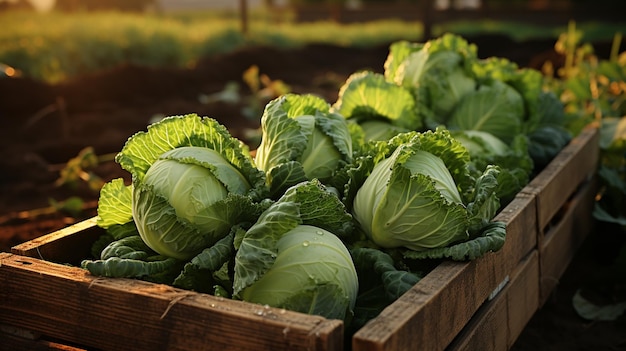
[{"xmin": 81, "ymin": 33, "xmax": 575, "ymax": 328}]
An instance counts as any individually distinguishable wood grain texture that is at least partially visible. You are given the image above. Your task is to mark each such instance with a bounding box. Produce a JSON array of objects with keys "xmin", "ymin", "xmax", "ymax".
[
  {"xmin": 447, "ymin": 250, "xmax": 539, "ymax": 351},
  {"xmin": 11, "ymin": 217, "xmax": 100, "ymax": 265},
  {"xmin": 538, "ymin": 176, "xmax": 598, "ymax": 306},
  {"xmin": 0, "ymin": 253, "xmax": 343, "ymax": 351},
  {"xmin": 520, "ymin": 126, "xmax": 599, "ymax": 232}
]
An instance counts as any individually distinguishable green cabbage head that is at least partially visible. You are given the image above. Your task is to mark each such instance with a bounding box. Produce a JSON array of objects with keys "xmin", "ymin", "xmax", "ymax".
[
  {"xmin": 133, "ymin": 146, "xmax": 251, "ymax": 260},
  {"xmin": 255, "ymin": 94, "xmax": 353, "ymax": 197},
  {"xmin": 241, "ymin": 224, "xmax": 358, "ymax": 320},
  {"xmin": 352, "ymin": 129, "xmax": 503, "ymax": 255},
  {"xmin": 234, "ymin": 180, "xmax": 357, "ymax": 320},
  {"xmin": 99, "ymin": 114, "xmax": 267, "ymax": 261}
]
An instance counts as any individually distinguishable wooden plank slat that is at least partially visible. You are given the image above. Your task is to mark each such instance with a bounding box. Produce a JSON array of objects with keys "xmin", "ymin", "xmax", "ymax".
[
  {"xmin": 352, "ymin": 193, "xmax": 537, "ymax": 351},
  {"xmin": 0, "ymin": 324, "xmax": 88, "ymax": 351},
  {"xmin": 11, "ymin": 217, "xmax": 100, "ymax": 265},
  {"xmin": 538, "ymin": 175, "xmax": 598, "ymax": 306},
  {"xmin": 0, "ymin": 253, "xmax": 343, "ymax": 351},
  {"xmin": 447, "ymin": 250, "xmax": 540, "ymax": 351},
  {"xmin": 520, "ymin": 126, "xmax": 599, "ymax": 233}
]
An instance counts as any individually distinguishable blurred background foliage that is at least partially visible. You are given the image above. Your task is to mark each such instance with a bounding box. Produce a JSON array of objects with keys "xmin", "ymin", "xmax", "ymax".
[{"xmin": 1, "ymin": 0, "xmax": 624, "ymax": 83}]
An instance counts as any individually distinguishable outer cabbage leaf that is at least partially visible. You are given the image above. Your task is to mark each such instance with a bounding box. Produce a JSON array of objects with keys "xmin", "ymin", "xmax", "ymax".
[
  {"xmin": 349, "ymin": 247, "xmax": 422, "ymax": 330},
  {"xmin": 100, "ymin": 235, "xmax": 154, "ymax": 260},
  {"xmin": 81, "ymin": 256, "xmax": 183, "ymax": 284},
  {"xmin": 448, "ymin": 80, "xmax": 525, "ymax": 144},
  {"xmin": 96, "ymin": 178, "xmax": 133, "ymax": 228},
  {"xmin": 465, "ymin": 165, "xmax": 502, "ymax": 234},
  {"xmin": 525, "ymin": 92, "xmax": 572, "ymax": 170},
  {"xmin": 403, "ymin": 221, "xmax": 506, "ymax": 261},
  {"xmin": 332, "ymin": 71, "xmax": 421, "ymax": 131},
  {"xmin": 358, "ymin": 120, "xmax": 411, "ymax": 142},
  {"xmin": 172, "ymin": 230, "xmax": 236, "ymax": 293}
]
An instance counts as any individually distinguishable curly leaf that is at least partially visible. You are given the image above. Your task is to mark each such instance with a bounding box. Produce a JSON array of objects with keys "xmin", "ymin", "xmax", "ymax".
[
  {"xmin": 81, "ymin": 256, "xmax": 181, "ymax": 280},
  {"xmin": 96, "ymin": 178, "xmax": 133, "ymax": 228},
  {"xmin": 403, "ymin": 221, "xmax": 506, "ymax": 261}
]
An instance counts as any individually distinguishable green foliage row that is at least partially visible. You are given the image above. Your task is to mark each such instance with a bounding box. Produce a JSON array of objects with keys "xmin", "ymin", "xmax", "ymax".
[
  {"xmin": 1, "ymin": 9, "xmax": 623, "ymax": 83},
  {"xmin": 0, "ymin": 10, "xmax": 421, "ymax": 83}
]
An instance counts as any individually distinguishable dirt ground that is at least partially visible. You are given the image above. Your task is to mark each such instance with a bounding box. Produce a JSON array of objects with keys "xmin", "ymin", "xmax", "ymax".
[{"xmin": 0, "ymin": 35, "xmax": 624, "ymax": 349}]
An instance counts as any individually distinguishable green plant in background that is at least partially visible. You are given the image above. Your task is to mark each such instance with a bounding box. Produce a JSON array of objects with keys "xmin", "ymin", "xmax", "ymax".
[
  {"xmin": 55, "ymin": 146, "xmax": 116, "ymax": 192},
  {"xmin": 545, "ymin": 22, "xmax": 626, "ymax": 226},
  {"xmin": 5, "ymin": 9, "xmax": 623, "ymax": 84},
  {"xmin": 241, "ymin": 64, "xmax": 291, "ymax": 120},
  {"xmin": 543, "ymin": 22, "xmax": 626, "ymax": 322}
]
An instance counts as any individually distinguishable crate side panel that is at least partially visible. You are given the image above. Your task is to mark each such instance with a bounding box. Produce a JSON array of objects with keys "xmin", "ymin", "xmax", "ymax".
[
  {"xmin": 11, "ymin": 217, "xmax": 101, "ymax": 265},
  {"xmin": 0, "ymin": 254, "xmax": 342, "ymax": 351},
  {"xmin": 0, "ymin": 326, "xmax": 89, "ymax": 351},
  {"xmin": 539, "ymin": 176, "xmax": 598, "ymax": 306},
  {"xmin": 353, "ymin": 251, "xmax": 508, "ymax": 351},
  {"xmin": 445, "ymin": 281, "xmax": 508, "ymax": 351},
  {"xmin": 494, "ymin": 194, "xmax": 537, "ymax": 273},
  {"xmin": 506, "ymin": 251, "xmax": 540, "ymax": 348},
  {"xmin": 521, "ymin": 126, "xmax": 599, "ymax": 231},
  {"xmin": 446, "ymin": 250, "xmax": 539, "ymax": 351}
]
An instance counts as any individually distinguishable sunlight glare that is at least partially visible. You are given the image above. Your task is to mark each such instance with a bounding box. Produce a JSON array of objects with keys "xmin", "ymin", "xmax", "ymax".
[{"xmin": 29, "ymin": 0, "xmax": 55, "ymax": 12}]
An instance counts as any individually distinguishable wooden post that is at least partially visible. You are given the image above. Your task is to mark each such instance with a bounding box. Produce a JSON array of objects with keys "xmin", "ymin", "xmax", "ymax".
[
  {"xmin": 240, "ymin": 0, "xmax": 248, "ymax": 35},
  {"xmin": 422, "ymin": 0, "xmax": 434, "ymax": 40}
]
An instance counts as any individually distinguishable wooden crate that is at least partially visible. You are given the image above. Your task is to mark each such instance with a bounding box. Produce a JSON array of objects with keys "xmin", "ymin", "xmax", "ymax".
[
  {"xmin": 0, "ymin": 250, "xmax": 343, "ymax": 351},
  {"xmin": 447, "ymin": 250, "xmax": 540, "ymax": 351},
  {"xmin": 518, "ymin": 126, "xmax": 600, "ymax": 305},
  {"xmin": 1, "ymin": 127, "xmax": 599, "ymax": 351},
  {"xmin": 351, "ymin": 127, "xmax": 599, "ymax": 351}
]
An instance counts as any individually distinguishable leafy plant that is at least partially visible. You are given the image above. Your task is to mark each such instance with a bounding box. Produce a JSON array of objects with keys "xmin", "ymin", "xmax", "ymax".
[
  {"xmin": 55, "ymin": 146, "xmax": 116, "ymax": 192},
  {"xmin": 241, "ymin": 64, "xmax": 291, "ymax": 120},
  {"xmin": 349, "ymin": 128, "xmax": 505, "ymax": 260},
  {"xmin": 542, "ymin": 22, "xmax": 626, "ymax": 322},
  {"xmin": 255, "ymin": 93, "xmax": 353, "ymax": 197}
]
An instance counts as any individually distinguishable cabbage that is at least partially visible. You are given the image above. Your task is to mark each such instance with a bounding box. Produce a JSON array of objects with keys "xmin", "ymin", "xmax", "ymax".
[
  {"xmin": 350, "ymin": 129, "xmax": 505, "ymax": 259},
  {"xmin": 255, "ymin": 94, "xmax": 353, "ymax": 197},
  {"xmin": 240, "ymin": 224, "xmax": 358, "ymax": 320},
  {"xmin": 384, "ymin": 34, "xmax": 478, "ymax": 129},
  {"xmin": 93, "ymin": 114, "xmax": 267, "ymax": 261},
  {"xmin": 233, "ymin": 180, "xmax": 358, "ymax": 320}
]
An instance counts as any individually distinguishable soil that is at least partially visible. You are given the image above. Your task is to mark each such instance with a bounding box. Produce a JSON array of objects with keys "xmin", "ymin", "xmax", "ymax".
[{"xmin": 0, "ymin": 34, "xmax": 624, "ymax": 350}]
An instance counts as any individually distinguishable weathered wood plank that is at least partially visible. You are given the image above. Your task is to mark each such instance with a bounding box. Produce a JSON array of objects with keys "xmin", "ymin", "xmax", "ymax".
[
  {"xmin": 11, "ymin": 217, "xmax": 100, "ymax": 265},
  {"xmin": 0, "ymin": 253, "xmax": 343, "ymax": 351},
  {"xmin": 447, "ymin": 250, "xmax": 539, "ymax": 351},
  {"xmin": 0, "ymin": 324, "xmax": 88, "ymax": 351},
  {"xmin": 520, "ymin": 126, "xmax": 599, "ymax": 233},
  {"xmin": 538, "ymin": 176, "xmax": 598, "ymax": 306}
]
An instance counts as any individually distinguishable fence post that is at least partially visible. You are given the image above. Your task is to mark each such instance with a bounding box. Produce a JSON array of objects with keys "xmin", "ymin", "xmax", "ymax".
[{"xmin": 240, "ymin": 0, "xmax": 248, "ymax": 35}]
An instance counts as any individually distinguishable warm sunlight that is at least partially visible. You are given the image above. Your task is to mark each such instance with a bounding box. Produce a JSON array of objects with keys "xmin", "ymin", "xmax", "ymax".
[{"xmin": 2, "ymin": 0, "xmax": 55, "ymax": 11}]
